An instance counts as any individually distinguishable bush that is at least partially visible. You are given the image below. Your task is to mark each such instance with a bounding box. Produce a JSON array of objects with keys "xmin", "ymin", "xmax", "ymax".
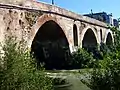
[
  {"xmin": 81, "ymin": 27, "xmax": 120, "ymax": 90},
  {"xmin": 52, "ymin": 77, "xmax": 69, "ymax": 85},
  {"xmin": 85, "ymin": 46, "xmax": 103, "ymax": 60},
  {"xmin": 82, "ymin": 54, "xmax": 120, "ymax": 90},
  {"xmin": 71, "ymin": 48, "xmax": 95, "ymax": 69},
  {"xmin": 0, "ymin": 36, "xmax": 53, "ymax": 90}
]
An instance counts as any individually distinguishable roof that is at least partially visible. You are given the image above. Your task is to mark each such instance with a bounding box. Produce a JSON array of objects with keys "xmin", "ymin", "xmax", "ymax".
[{"xmin": 84, "ymin": 12, "xmax": 107, "ymax": 16}]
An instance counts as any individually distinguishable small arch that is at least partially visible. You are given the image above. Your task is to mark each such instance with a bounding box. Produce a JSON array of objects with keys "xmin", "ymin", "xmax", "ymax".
[
  {"xmin": 100, "ymin": 29, "xmax": 102, "ymax": 42},
  {"xmin": 106, "ymin": 32, "xmax": 113, "ymax": 45},
  {"xmin": 104, "ymin": 29, "xmax": 113, "ymax": 45},
  {"xmin": 73, "ymin": 24, "xmax": 78, "ymax": 46},
  {"xmin": 31, "ymin": 20, "xmax": 71, "ymax": 69},
  {"xmin": 82, "ymin": 28, "xmax": 97, "ymax": 49},
  {"xmin": 80, "ymin": 26, "xmax": 99, "ymax": 48}
]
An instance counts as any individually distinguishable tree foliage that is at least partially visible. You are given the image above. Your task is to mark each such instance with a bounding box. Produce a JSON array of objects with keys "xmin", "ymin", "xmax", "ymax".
[
  {"xmin": 81, "ymin": 27, "xmax": 120, "ymax": 90},
  {"xmin": 0, "ymin": 36, "xmax": 53, "ymax": 90}
]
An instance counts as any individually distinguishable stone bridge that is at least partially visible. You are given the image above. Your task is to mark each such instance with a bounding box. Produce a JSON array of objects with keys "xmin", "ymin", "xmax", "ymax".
[{"xmin": 0, "ymin": 0, "xmax": 113, "ymax": 69}]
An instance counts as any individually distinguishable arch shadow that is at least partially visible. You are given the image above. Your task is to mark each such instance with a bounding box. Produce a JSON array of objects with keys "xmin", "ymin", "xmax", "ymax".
[
  {"xmin": 73, "ymin": 24, "xmax": 78, "ymax": 46},
  {"xmin": 82, "ymin": 28, "xmax": 98, "ymax": 49},
  {"xmin": 104, "ymin": 30, "xmax": 113, "ymax": 45},
  {"xmin": 31, "ymin": 20, "xmax": 71, "ymax": 70},
  {"xmin": 100, "ymin": 29, "xmax": 102, "ymax": 42},
  {"xmin": 106, "ymin": 32, "xmax": 113, "ymax": 46},
  {"xmin": 82, "ymin": 28, "xmax": 102, "ymax": 59}
]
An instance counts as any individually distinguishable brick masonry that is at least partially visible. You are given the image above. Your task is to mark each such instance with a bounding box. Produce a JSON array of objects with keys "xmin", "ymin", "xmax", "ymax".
[{"xmin": 0, "ymin": 0, "xmax": 113, "ymax": 52}]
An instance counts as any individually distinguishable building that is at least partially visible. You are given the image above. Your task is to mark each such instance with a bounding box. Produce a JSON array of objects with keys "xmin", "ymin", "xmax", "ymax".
[
  {"xmin": 84, "ymin": 12, "xmax": 119, "ymax": 27},
  {"xmin": 113, "ymin": 19, "xmax": 119, "ymax": 27}
]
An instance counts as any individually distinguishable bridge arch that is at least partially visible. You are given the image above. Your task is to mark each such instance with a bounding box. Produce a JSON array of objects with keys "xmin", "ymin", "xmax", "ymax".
[
  {"xmin": 104, "ymin": 30, "xmax": 113, "ymax": 44},
  {"xmin": 28, "ymin": 14, "xmax": 69, "ymax": 46},
  {"xmin": 81, "ymin": 26, "xmax": 99, "ymax": 49},
  {"xmin": 104, "ymin": 30, "xmax": 113, "ymax": 45},
  {"xmin": 30, "ymin": 14, "xmax": 71, "ymax": 69}
]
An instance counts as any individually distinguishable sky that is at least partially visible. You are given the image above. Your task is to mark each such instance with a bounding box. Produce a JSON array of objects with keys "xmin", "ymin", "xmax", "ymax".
[{"xmin": 38, "ymin": 0, "xmax": 119, "ymax": 19}]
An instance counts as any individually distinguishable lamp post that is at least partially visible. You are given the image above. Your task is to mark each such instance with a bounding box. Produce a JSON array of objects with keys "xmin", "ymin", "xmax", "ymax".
[{"xmin": 52, "ymin": 0, "xmax": 54, "ymax": 5}]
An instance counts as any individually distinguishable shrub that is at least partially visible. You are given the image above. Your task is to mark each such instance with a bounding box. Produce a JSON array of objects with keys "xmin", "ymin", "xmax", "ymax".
[
  {"xmin": 0, "ymin": 36, "xmax": 53, "ymax": 90},
  {"xmin": 82, "ymin": 54, "xmax": 120, "ymax": 90},
  {"xmin": 85, "ymin": 46, "xmax": 103, "ymax": 60},
  {"xmin": 71, "ymin": 48, "xmax": 95, "ymax": 69},
  {"xmin": 81, "ymin": 27, "xmax": 120, "ymax": 90},
  {"xmin": 52, "ymin": 77, "xmax": 69, "ymax": 85}
]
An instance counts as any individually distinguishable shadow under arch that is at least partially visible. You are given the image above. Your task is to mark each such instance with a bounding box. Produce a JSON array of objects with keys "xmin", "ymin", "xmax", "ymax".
[
  {"xmin": 106, "ymin": 32, "xmax": 113, "ymax": 46},
  {"xmin": 31, "ymin": 20, "xmax": 71, "ymax": 70},
  {"xmin": 82, "ymin": 28, "xmax": 97, "ymax": 49},
  {"xmin": 73, "ymin": 24, "xmax": 78, "ymax": 46},
  {"xmin": 100, "ymin": 29, "xmax": 102, "ymax": 42},
  {"xmin": 82, "ymin": 28, "xmax": 102, "ymax": 59}
]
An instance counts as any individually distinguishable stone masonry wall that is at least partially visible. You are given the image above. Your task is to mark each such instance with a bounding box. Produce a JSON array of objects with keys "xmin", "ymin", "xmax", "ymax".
[{"xmin": 0, "ymin": 6, "xmax": 43, "ymax": 44}]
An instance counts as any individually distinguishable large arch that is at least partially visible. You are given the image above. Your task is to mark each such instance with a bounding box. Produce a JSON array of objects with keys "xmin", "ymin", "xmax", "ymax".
[
  {"xmin": 31, "ymin": 20, "xmax": 71, "ymax": 70},
  {"xmin": 28, "ymin": 14, "xmax": 69, "ymax": 48},
  {"xmin": 73, "ymin": 24, "xmax": 78, "ymax": 46}
]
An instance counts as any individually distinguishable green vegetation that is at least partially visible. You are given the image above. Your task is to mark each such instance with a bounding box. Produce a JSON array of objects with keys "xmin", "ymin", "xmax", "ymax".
[
  {"xmin": 81, "ymin": 27, "xmax": 120, "ymax": 90},
  {"xmin": 71, "ymin": 48, "xmax": 95, "ymax": 68},
  {"xmin": 0, "ymin": 27, "xmax": 120, "ymax": 90},
  {"xmin": 0, "ymin": 36, "xmax": 53, "ymax": 90},
  {"xmin": 53, "ymin": 78, "xmax": 69, "ymax": 85}
]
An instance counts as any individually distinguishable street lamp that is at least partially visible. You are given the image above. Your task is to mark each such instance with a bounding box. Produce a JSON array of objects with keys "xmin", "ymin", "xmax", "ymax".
[{"xmin": 52, "ymin": 0, "xmax": 54, "ymax": 5}]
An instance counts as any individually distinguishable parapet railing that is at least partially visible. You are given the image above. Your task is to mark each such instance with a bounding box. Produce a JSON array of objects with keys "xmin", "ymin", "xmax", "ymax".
[{"xmin": 0, "ymin": 3, "xmax": 108, "ymax": 28}]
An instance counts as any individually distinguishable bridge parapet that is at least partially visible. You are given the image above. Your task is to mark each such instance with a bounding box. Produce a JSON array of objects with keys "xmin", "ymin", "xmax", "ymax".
[
  {"xmin": 24, "ymin": 0, "xmax": 107, "ymax": 28},
  {"xmin": 0, "ymin": 0, "xmax": 107, "ymax": 28}
]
